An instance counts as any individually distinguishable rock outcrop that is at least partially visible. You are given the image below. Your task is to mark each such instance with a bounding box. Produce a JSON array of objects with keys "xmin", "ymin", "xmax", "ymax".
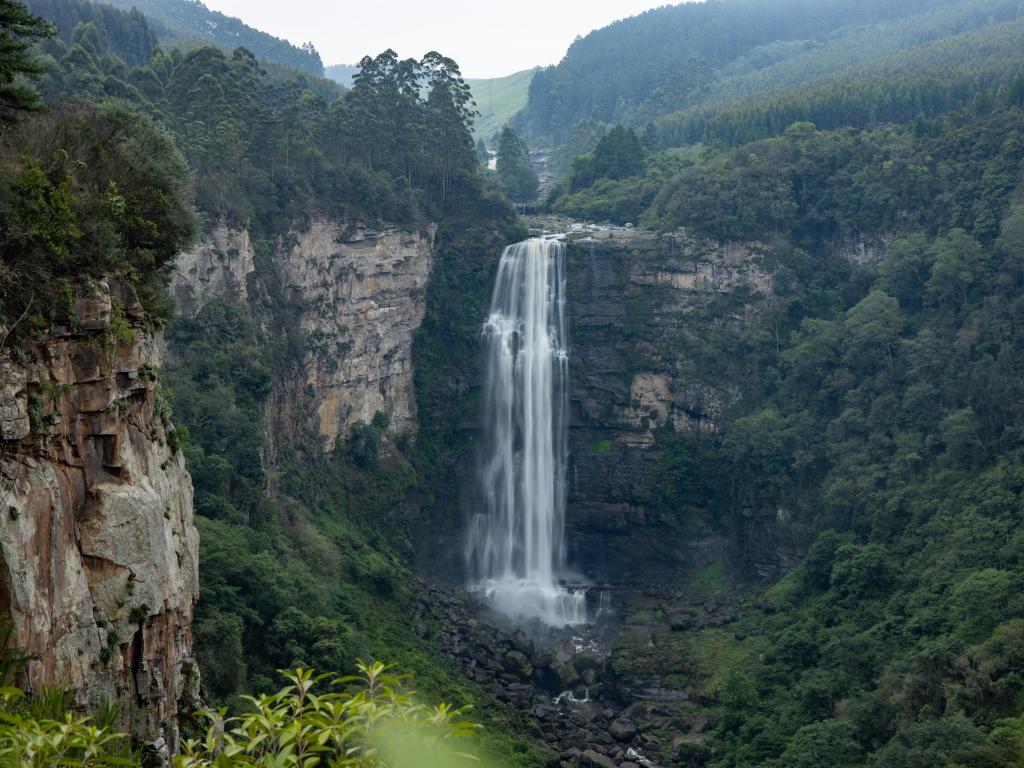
[
  {"xmin": 172, "ymin": 221, "xmax": 255, "ymax": 317},
  {"xmin": 564, "ymin": 228, "xmax": 785, "ymax": 584},
  {"xmin": 172, "ymin": 220, "xmax": 435, "ymax": 453},
  {"xmin": 569, "ymin": 228, "xmax": 772, "ymax": 443},
  {"xmin": 0, "ymin": 279, "xmax": 200, "ymax": 753},
  {"xmin": 271, "ymin": 221, "xmax": 435, "ymax": 451}
]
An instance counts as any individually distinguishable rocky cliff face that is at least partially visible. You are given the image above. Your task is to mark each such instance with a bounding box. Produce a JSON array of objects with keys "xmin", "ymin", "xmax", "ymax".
[
  {"xmin": 272, "ymin": 221, "xmax": 435, "ymax": 452},
  {"xmin": 563, "ymin": 228, "xmax": 789, "ymax": 584},
  {"xmin": 172, "ymin": 221, "xmax": 255, "ymax": 317},
  {"xmin": 0, "ymin": 280, "xmax": 200, "ymax": 752},
  {"xmin": 173, "ymin": 220, "xmax": 435, "ymax": 455}
]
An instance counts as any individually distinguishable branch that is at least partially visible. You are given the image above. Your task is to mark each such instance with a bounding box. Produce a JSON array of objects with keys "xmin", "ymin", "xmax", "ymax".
[{"xmin": 0, "ymin": 298, "xmax": 33, "ymax": 354}]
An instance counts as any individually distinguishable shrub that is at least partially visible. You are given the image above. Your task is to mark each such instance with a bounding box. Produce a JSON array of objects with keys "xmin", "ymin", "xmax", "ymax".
[
  {"xmin": 179, "ymin": 664, "xmax": 480, "ymax": 768},
  {"xmin": 0, "ymin": 664, "xmax": 481, "ymax": 767}
]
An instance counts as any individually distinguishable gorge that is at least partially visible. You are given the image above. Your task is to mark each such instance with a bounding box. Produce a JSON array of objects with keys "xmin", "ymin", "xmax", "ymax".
[{"xmin": 2, "ymin": 0, "xmax": 1024, "ymax": 766}]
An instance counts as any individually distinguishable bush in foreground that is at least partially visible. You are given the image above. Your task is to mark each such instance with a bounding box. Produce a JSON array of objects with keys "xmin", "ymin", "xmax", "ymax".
[{"xmin": 0, "ymin": 663, "xmax": 482, "ymax": 767}]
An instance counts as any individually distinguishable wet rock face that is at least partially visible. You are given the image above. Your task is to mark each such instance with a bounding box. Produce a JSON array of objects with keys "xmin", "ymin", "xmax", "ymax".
[
  {"xmin": 567, "ymin": 229, "xmax": 772, "ymax": 446},
  {"xmin": 0, "ymin": 279, "xmax": 200, "ymax": 750},
  {"xmin": 564, "ymin": 229, "xmax": 782, "ymax": 584}
]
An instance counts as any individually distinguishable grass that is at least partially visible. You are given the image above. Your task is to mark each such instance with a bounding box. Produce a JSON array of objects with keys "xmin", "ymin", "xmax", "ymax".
[{"xmin": 467, "ymin": 69, "xmax": 538, "ymax": 143}]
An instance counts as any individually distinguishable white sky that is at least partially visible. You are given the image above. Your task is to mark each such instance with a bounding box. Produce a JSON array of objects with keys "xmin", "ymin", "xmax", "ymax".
[{"xmin": 199, "ymin": 1, "xmax": 682, "ymax": 79}]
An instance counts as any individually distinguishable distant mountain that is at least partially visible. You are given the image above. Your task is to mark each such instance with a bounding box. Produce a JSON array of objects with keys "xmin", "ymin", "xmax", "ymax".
[
  {"xmin": 104, "ymin": 0, "xmax": 323, "ymax": 75},
  {"xmin": 324, "ymin": 63, "xmax": 358, "ymax": 88},
  {"xmin": 467, "ymin": 68, "xmax": 537, "ymax": 143},
  {"xmin": 518, "ymin": 0, "xmax": 1007, "ymax": 143}
]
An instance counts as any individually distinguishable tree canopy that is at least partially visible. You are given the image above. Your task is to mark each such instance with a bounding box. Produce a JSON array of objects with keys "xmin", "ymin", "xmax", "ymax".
[
  {"xmin": 495, "ymin": 125, "xmax": 538, "ymax": 202},
  {"xmin": 0, "ymin": 0, "xmax": 51, "ymax": 119}
]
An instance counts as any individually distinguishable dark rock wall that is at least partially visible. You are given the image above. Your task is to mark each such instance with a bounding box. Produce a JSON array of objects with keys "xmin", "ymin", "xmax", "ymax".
[
  {"xmin": 419, "ymin": 226, "xmax": 798, "ymax": 588},
  {"xmin": 563, "ymin": 229, "xmax": 789, "ymax": 584}
]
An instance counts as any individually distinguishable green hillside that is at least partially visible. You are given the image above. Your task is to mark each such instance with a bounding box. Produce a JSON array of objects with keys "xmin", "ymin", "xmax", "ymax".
[
  {"xmin": 104, "ymin": 0, "xmax": 324, "ymax": 74},
  {"xmin": 467, "ymin": 67, "xmax": 536, "ymax": 143}
]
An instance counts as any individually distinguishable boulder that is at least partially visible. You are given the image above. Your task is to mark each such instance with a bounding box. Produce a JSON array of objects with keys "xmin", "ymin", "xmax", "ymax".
[
  {"xmin": 581, "ymin": 750, "xmax": 617, "ymax": 768},
  {"xmin": 573, "ymin": 650, "xmax": 603, "ymax": 673},
  {"xmin": 502, "ymin": 649, "xmax": 534, "ymax": 678},
  {"xmin": 610, "ymin": 717, "xmax": 638, "ymax": 742}
]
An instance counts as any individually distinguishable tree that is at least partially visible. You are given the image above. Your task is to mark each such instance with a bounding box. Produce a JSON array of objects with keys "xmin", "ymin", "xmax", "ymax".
[
  {"xmin": 421, "ymin": 51, "xmax": 477, "ymax": 208},
  {"xmin": 0, "ymin": 100, "xmax": 196, "ymax": 323},
  {"xmin": 0, "ymin": 0, "xmax": 53, "ymax": 121},
  {"xmin": 495, "ymin": 124, "xmax": 538, "ymax": 202},
  {"xmin": 926, "ymin": 229, "xmax": 984, "ymax": 308},
  {"xmin": 780, "ymin": 720, "xmax": 860, "ymax": 768},
  {"xmin": 569, "ymin": 125, "xmax": 645, "ymax": 191}
]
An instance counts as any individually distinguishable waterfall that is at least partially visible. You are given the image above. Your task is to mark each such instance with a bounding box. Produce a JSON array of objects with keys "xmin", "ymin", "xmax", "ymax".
[{"xmin": 466, "ymin": 237, "xmax": 586, "ymax": 626}]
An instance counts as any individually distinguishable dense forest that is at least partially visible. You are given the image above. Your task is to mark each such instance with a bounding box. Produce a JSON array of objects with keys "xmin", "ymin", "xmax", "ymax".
[
  {"xmin": 3, "ymin": 0, "xmax": 1024, "ymax": 765},
  {"xmin": 520, "ymin": 0, "xmax": 1024, "ymax": 176},
  {"xmin": 536, "ymin": 1, "xmax": 1024, "ymax": 765},
  {"xmin": 103, "ymin": 0, "xmax": 324, "ymax": 74}
]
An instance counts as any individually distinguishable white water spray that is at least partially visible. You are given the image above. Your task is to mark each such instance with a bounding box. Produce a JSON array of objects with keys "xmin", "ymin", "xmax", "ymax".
[{"xmin": 466, "ymin": 237, "xmax": 586, "ymax": 626}]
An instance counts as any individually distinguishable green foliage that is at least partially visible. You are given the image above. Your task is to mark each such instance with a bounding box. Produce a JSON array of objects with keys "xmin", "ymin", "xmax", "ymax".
[
  {"xmin": 27, "ymin": 0, "xmax": 156, "ymax": 66},
  {"xmin": 0, "ymin": 688, "xmax": 130, "ymax": 767},
  {"xmin": 0, "ymin": 665, "xmax": 484, "ymax": 767},
  {"xmin": 566, "ymin": 126, "xmax": 644, "ymax": 191},
  {"xmin": 0, "ymin": 0, "xmax": 52, "ymax": 120},
  {"xmin": 0, "ymin": 98, "xmax": 196, "ymax": 331},
  {"xmin": 495, "ymin": 125, "xmax": 537, "ymax": 202},
  {"xmin": 348, "ymin": 419, "xmax": 383, "ymax": 471},
  {"xmin": 546, "ymin": 150, "xmax": 686, "ymax": 225},
  {"xmin": 648, "ymin": 107, "xmax": 1024, "ymax": 243},
  {"xmin": 178, "ymin": 665, "xmax": 480, "ymax": 768}
]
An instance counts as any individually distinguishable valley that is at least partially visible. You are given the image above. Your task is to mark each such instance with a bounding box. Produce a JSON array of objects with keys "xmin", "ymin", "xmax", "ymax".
[{"xmin": 1, "ymin": 0, "xmax": 1024, "ymax": 766}]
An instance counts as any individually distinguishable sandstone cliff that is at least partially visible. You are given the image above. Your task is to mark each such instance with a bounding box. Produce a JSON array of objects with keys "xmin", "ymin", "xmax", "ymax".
[
  {"xmin": 0, "ymin": 280, "xmax": 200, "ymax": 752},
  {"xmin": 273, "ymin": 221, "xmax": 435, "ymax": 451},
  {"xmin": 173, "ymin": 220, "xmax": 435, "ymax": 456},
  {"xmin": 172, "ymin": 221, "xmax": 255, "ymax": 318}
]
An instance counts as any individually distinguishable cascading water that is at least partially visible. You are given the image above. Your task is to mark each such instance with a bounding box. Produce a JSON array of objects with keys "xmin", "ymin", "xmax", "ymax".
[{"xmin": 466, "ymin": 237, "xmax": 587, "ymax": 626}]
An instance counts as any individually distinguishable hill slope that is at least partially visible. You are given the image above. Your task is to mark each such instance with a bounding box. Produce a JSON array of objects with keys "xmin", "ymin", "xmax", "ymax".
[
  {"xmin": 467, "ymin": 68, "xmax": 536, "ymax": 142},
  {"xmin": 518, "ymin": 0, "xmax": 1016, "ymax": 144},
  {"xmin": 104, "ymin": 0, "xmax": 323, "ymax": 74},
  {"xmin": 325, "ymin": 62, "xmax": 358, "ymax": 87}
]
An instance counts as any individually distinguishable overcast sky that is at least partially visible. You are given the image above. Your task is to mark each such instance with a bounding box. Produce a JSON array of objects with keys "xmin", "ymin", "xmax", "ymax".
[{"xmin": 199, "ymin": 1, "xmax": 680, "ymax": 79}]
